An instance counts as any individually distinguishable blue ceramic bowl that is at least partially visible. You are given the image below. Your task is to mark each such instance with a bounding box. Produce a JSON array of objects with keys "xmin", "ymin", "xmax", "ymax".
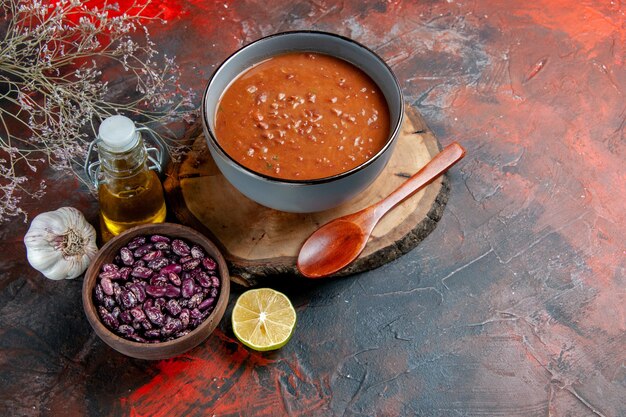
[{"xmin": 201, "ymin": 31, "xmax": 404, "ymax": 213}]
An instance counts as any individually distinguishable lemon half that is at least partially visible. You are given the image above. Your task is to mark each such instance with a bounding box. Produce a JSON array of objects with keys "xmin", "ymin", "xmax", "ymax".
[{"xmin": 232, "ymin": 288, "xmax": 297, "ymax": 351}]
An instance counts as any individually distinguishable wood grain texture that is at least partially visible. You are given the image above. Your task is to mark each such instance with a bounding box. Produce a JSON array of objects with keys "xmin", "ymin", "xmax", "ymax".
[
  {"xmin": 297, "ymin": 142, "xmax": 464, "ymax": 278},
  {"xmin": 165, "ymin": 106, "xmax": 449, "ymax": 285}
]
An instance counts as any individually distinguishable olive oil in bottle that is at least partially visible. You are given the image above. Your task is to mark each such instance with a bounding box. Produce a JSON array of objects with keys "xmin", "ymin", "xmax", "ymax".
[
  {"xmin": 98, "ymin": 169, "xmax": 166, "ymax": 236},
  {"xmin": 92, "ymin": 115, "xmax": 166, "ymax": 238}
]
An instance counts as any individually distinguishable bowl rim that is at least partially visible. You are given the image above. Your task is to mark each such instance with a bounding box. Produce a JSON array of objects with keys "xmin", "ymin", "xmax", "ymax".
[
  {"xmin": 202, "ymin": 30, "xmax": 405, "ymax": 185},
  {"xmin": 82, "ymin": 223, "xmax": 230, "ymax": 354}
]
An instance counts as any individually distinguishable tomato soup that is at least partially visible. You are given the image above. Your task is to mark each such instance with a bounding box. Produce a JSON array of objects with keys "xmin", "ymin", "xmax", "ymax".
[{"xmin": 214, "ymin": 52, "xmax": 390, "ymax": 180}]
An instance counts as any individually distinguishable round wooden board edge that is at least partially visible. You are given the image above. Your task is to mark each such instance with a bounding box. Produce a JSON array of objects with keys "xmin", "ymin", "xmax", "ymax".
[{"xmin": 164, "ymin": 106, "xmax": 450, "ymax": 287}]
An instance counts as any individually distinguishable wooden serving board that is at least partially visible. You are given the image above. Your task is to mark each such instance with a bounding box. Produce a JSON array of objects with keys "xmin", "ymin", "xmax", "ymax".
[{"xmin": 164, "ymin": 106, "xmax": 449, "ymax": 286}]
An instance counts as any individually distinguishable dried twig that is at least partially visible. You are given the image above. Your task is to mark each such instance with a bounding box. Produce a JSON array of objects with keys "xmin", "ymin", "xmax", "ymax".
[{"xmin": 0, "ymin": 0, "xmax": 195, "ymax": 222}]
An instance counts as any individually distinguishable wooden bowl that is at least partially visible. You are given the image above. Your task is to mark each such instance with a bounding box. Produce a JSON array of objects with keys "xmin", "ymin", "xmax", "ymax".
[{"xmin": 82, "ymin": 223, "xmax": 230, "ymax": 360}]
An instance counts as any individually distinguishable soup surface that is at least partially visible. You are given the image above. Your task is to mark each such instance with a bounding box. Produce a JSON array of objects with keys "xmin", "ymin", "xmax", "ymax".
[{"xmin": 214, "ymin": 52, "xmax": 390, "ymax": 180}]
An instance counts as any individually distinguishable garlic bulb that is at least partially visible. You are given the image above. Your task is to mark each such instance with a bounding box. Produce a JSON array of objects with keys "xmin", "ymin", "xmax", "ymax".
[{"xmin": 24, "ymin": 207, "xmax": 98, "ymax": 280}]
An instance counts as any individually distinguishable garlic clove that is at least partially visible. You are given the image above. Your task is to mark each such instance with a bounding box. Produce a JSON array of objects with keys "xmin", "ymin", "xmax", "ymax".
[
  {"xmin": 45, "ymin": 258, "xmax": 78, "ymax": 281},
  {"xmin": 64, "ymin": 258, "xmax": 89, "ymax": 280},
  {"xmin": 26, "ymin": 248, "xmax": 58, "ymax": 271}
]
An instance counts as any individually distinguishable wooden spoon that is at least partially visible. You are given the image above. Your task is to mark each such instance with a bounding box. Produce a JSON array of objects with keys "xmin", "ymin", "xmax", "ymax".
[{"xmin": 297, "ymin": 142, "xmax": 465, "ymax": 279}]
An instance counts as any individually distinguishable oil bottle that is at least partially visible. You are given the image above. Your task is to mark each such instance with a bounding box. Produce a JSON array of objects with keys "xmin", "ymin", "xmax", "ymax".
[{"xmin": 85, "ymin": 115, "xmax": 166, "ymax": 238}]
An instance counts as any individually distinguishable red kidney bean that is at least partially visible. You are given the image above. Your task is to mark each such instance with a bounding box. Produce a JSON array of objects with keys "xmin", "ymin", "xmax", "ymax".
[
  {"xmin": 140, "ymin": 319, "xmax": 153, "ymax": 330},
  {"xmin": 131, "ymin": 266, "xmax": 153, "ymax": 279},
  {"xmin": 102, "ymin": 263, "xmax": 119, "ymax": 273},
  {"xmin": 95, "ymin": 284, "xmax": 104, "ymax": 302},
  {"xmin": 195, "ymin": 271, "xmax": 212, "ymax": 288},
  {"xmin": 168, "ymin": 272, "xmax": 181, "ymax": 286},
  {"xmin": 98, "ymin": 306, "xmax": 119, "ymax": 330},
  {"xmin": 161, "ymin": 317, "xmax": 183, "ymax": 336},
  {"xmin": 179, "ymin": 255, "xmax": 193, "ymax": 264},
  {"xmin": 144, "ymin": 306, "xmax": 165, "ymax": 326},
  {"xmin": 127, "ymin": 236, "xmax": 146, "ymax": 250},
  {"xmin": 166, "ymin": 299, "xmax": 182, "ymax": 316},
  {"xmin": 188, "ymin": 293, "xmax": 203, "ymax": 309},
  {"xmin": 130, "ymin": 306, "xmax": 146, "ymax": 321},
  {"xmin": 119, "ymin": 267, "xmax": 131, "ymax": 280},
  {"xmin": 147, "ymin": 257, "xmax": 169, "ymax": 271},
  {"xmin": 129, "ymin": 334, "xmax": 147, "ymax": 343},
  {"xmin": 181, "ymin": 278, "xmax": 195, "ymax": 298},
  {"xmin": 144, "ymin": 329, "xmax": 161, "ymax": 338},
  {"xmin": 143, "ymin": 299, "xmax": 154, "ymax": 309},
  {"xmin": 190, "ymin": 308, "xmax": 203, "ymax": 320},
  {"xmin": 170, "ymin": 319, "xmax": 183, "ymax": 334},
  {"xmin": 179, "ymin": 309, "xmax": 190, "ymax": 329},
  {"xmin": 133, "ymin": 244, "xmax": 153, "ymax": 258},
  {"xmin": 142, "ymin": 250, "xmax": 162, "ymax": 261},
  {"xmin": 133, "ymin": 260, "xmax": 146, "ymax": 267},
  {"xmin": 154, "ymin": 298, "xmax": 166, "ymax": 309},
  {"xmin": 101, "ymin": 277, "xmax": 114, "ymax": 296},
  {"xmin": 112, "ymin": 282, "xmax": 122, "ymax": 296},
  {"xmin": 143, "ymin": 329, "xmax": 161, "ymax": 339},
  {"xmin": 165, "ymin": 285, "xmax": 181, "ymax": 298},
  {"xmin": 171, "ymin": 239, "xmax": 190, "ymax": 256},
  {"xmin": 149, "ymin": 275, "xmax": 168, "ymax": 287},
  {"xmin": 118, "ymin": 324, "xmax": 135, "ymax": 337},
  {"xmin": 154, "ymin": 241, "xmax": 170, "ymax": 251},
  {"xmin": 102, "ymin": 296, "xmax": 116, "ymax": 311},
  {"xmin": 211, "ymin": 276, "xmax": 220, "ymax": 288},
  {"xmin": 161, "ymin": 264, "xmax": 182, "ymax": 275},
  {"xmin": 120, "ymin": 289, "xmax": 137, "ymax": 309},
  {"xmin": 150, "ymin": 234, "xmax": 170, "ymax": 243},
  {"xmin": 128, "ymin": 283, "xmax": 146, "ymax": 303},
  {"xmin": 210, "ymin": 287, "xmax": 218, "ymax": 298},
  {"xmin": 111, "ymin": 307, "xmax": 121, "ymax": 319},
  {"xmin": 99, "ymin": 270, "xmax": 121, "ymax": 280},
  {"xmin": 183, "ymin": 259, "xmax": 201, "ymax": 271},
  {"xmin": 120, "ymin": 310, "xmax": 133, "ymax": 324},
  {"xmin": 202, "ymin": 257, "xmax": 217, "ymax": 271},
  {"xmin": 190, "ymin": 245, "xmax": 205, "ymax": 259},
  {"xmin": 198, "ymin": 297, "xmax": 215, "ymax": 311},
  {"xmin": 120, "ymin": 247, "xmax": 134, "ymax": 265},
  {"xmin": 145, "ymin": 285, "xmax": 167, "ymax": 298}
]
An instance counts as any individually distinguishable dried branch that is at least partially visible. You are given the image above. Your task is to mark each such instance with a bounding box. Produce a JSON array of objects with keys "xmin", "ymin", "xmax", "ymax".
[{"xmin": 0, "ymin": 0, "xmax": 195, "ymax": 222}]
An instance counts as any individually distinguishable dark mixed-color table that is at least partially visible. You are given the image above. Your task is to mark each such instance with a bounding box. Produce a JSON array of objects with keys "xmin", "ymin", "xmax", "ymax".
[{"xmin": 1, "ymin": 1, "xmax": 624, "ymax": 416}]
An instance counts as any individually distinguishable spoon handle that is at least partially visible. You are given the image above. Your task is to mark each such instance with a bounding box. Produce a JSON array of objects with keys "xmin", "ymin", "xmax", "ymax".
[{"xmin": 373, "ymin": 142, "xmax": 465, "ymax": 219}]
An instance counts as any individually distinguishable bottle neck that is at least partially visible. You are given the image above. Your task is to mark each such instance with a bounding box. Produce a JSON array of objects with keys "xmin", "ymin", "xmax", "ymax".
[{"xmin": 98, "ymin": 133, "xmax": 148, "ymax": 179}]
